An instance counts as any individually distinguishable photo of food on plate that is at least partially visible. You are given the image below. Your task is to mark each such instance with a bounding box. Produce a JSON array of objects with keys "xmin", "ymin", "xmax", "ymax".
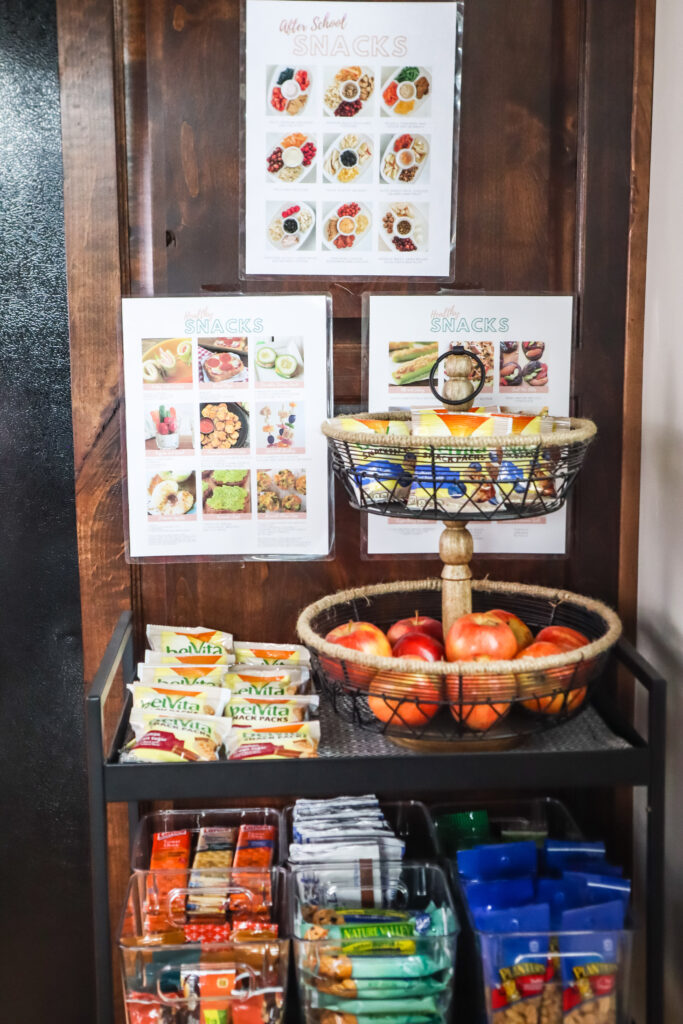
[
  {"xmin": 254, "ymin": 337, "xmax": 304, "ymax": 386},
  {"xmin": 198, "ymin": 336, "xmax": 248, "ymax": 386},
  {"xmin": 381, "ymin": 133, "xmax": 429, "ymax": 184},
  {"xmin": 141, "ymin": 337, "xmax": 193, "ymax": 387},
  {"xmin": 144, "ymin": 401, "xmax": 194, "ymax": 454},
  {"xmin": 199, "ymin": 402, "xmax": 249, "ymax": 451},
  {"xmin": 202, "ymin": 469, "xmax": 251, "ymax": 517},
  {"xmin": 324, "ymin": 65, "xmax": 374, "ymax": 117},
  {"xmin": 257, "ymin": 401, "xmax": 305, "ymax": 453},
  {"xmin": 388, "ymin": 341, "xmax": 439, "ymax": 392},
  {"xmin": 323, "ymin": 133, "xmax": 373, "ymax": 183},
  {"xmin": 459, "ymin": 340, "xmax": 494, "ymax": 393},
  {"xmin": 379, "ymin": 203, "xmax": 427, "ymax": 252},
  {"xmin": 499, "ymin": 340, "xmax": 549, "ymax": 392},
  {"xmin": 267, "ymin": 66, "xmax": 311, "ymax": 115},
  {"xmin": 146, "ymin": 470, "xmax": 196, "ymax": 520},
  {"xmin": 381, "ymin": 66, "xmax": 431, "ymax": 116},
  {"xmin": 323, "ymin": 201, "xmax": 371, "ymax": 251},
  {"xmin": 267, "ymin": 201, "xmax": 315, "ymax": 251},
  {"xmin": 256, "ymin": 468, "xmax": 307, "ymax": 517},
  {"xmin": 266, "ymin": 132, "xmax": 317, "ymax": 183}
]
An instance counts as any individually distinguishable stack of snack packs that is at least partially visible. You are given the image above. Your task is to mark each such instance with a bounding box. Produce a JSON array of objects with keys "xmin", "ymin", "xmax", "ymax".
[
  {"xmin": 459, "ymin": 838, "xmax": 630, "ymax": 1024},
  {"xmin": 337, "ymin": 408, "xmax": 567, "ymax": 512},
  {"xmin": 121, "ymin": 625, "xmax": 318, "ymax": 762},
  {"xmin": 122, "ymin": 820, "xmax": 284, "ymax": 1024},
  {"xmin": 290, "ymin": 797, "xmax": 459, "ymax": 1024}
]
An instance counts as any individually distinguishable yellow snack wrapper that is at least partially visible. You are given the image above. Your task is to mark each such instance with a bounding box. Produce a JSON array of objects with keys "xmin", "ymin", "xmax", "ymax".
[
  {"xmin": 122, "ymin": 712, "xmax": 231, "ymax": 763},
  {"xmin": 412, "ymin": 409, "xmax": 514, "ymax": 438},
  {"xmin": 227, "ymin": 694, "xmax": 319, "ymax": 726},
  {"xmin": 137, "ymin": 664, "xmax": 228, "ymax": 688},
  {"xmin": 146, "ymin": 624, "xmax": 233, "ymax": 656},
  {"xmin": 338, "ymin": 418, "xmax": 411, "ymax": 436},
  {"xmin": 226, "ymin": 668, "xmax": 311, "ymax": 696},
  {"xmin": 127, "ymin": 683, "xmax": 231, "ymax": 717},
  {"xmin": 227, "ymin": 721, "xmax": 320, "ymax": 760},
  {"xmin": 234, "ymin": 641, "xmax": 310, "ymax": 666},
  {"xmin": 144, "ymin": 651, "xmax": 232, "ymax": 666}
]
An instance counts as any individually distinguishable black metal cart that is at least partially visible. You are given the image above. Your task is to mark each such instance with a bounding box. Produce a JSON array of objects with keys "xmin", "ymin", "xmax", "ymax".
[{"xmin": 86, "ymin": 610, "xmax": 665, "ymax": 1024}]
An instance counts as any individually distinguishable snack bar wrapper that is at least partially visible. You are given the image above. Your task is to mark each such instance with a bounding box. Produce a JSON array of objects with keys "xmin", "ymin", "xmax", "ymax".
[
  {"xmin": 127, "ymin": 683, "xmax": 231, "ymax": 718},
  {"xmin": 137, "ymin": 663, "xmax": 228, "ymax": 688},
  {"xmin": 338, "ymin": 418, "xmax": 411, "ymax": 436},
  {"xmin": 187, "ymin": 826, "xmax": 238, "ymax": 918},
  {"xmin": 122, "ymin": 712, "xmax": 232, "ymax": 762},
  {"xmin": 234, "ymin": 642, "xmax": 311, "ymax": 667},
  {"xmin": 144, "ymin": 651, "xmax": 232, "ymax": 666},
  {"xmin": 227, "ymin": 721, "xmax": 320, "ymax": 760},
  {"xmin": 412, "ymin": 409, "xmax": 515, "ymax": 438},
  {"xmin": 227, "ymin": 694, "xmax": 319, "ymax": 727},
  {"xmin": 307, "ymin": 954, "xmax": 448, "ymax": 981},
  {"xmin": 226, "ymin": 668, "xmax": 311, "ymax": 696},
  {"xmin": 146, "ymin": 624, "xmax": 233, "ymax": 657},
  {"xmin": 144, "ymin": 829, "xmax": 191, "ymax": 934}
]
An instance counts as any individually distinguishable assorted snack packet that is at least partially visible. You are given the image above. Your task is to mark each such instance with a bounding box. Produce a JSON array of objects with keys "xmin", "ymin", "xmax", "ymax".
[
  {"xmin": 227, "ymin": 694, "xmax": 319, "ymax": 727},
  {"xmin": 144, "ymin": 650, "xmax": 232, "ymax": 666},
  {"xmin": 136, "ymin": 663, "xmax": 229, "ymax": 687},
  {"xmin": 144, "ymin": 829, "xmax": 191, "ymax": 934},
  {"xmin": 338, "ymin": 417, "xmax": 411, "ymax": 436},
  {"xmin": 127, "ymin": 682, "xmax": 231, "ymax": 718},
  {"xmin": 122, "ymin": 712, "xmax": 231, "ymax": 762},
  {"xmin": 234, "ymin": 641, "xmax": 311, "ymax": 666},
  {"xmin": 226, "ymin": 667, "xmax": 311, "ymax": 696},
  {"xmin": 227, "ymin": 721, "xmax": 321, "ymax": 760},
  {"xmin": 146, "ymin": 624, "xmax": 233, "ymax": 657}
]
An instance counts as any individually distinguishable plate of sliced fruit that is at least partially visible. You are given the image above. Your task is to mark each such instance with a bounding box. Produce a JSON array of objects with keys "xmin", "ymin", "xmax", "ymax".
[
  {"xmin": 323, "ymin": 201, "xmax": 372, "ymax": 251},
  {"xmin": 267, "ymin": 201, "xmax": 315, "ymax": 251},
  {"xmin": 323, "ymin": 133, "xmax": 373, "ymax": 183},
  {"xmin": 268, "ymin": 66, "xmax": 312, "ymax": 115},
  {"xmin": 266, "ymin": 132, "xmax": 317, "ymax": 183},
  {"xmin": 381, "ymin": 66, "xmax": 432, "ymax": 116},
  {"xmin": 381, "ymin": 134, "xmax": 429, "ymax": 184}
]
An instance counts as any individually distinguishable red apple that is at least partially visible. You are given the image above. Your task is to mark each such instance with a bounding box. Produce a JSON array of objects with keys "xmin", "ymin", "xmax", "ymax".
[
  {"xmin": 392, "ymin": 630, "xmax": 444, "ymax": 662},
  {"xmin": 489, "ymin": 609, "xmax": 533, "ymax": 652},
  {"xmin": 369, "ymin": 660, "xmax": 442, "ymax": 727},
  {"xmin": 535, "ymin": 625, "xmax": 589, "ymax": 651},
  {"xmin": 387, "ymin": 612, "xmax": 443, "ymax": 648},
  {"xmin": 322, "ymin": 621, "xmax": 392, "ymax": 687},
  {"xmin": 445, "ymin": 672, "xmax": 511, "ymax": 732},
  {"xmin": 445, "ymin": 613, "xmax": 518, "ymax": 662}
]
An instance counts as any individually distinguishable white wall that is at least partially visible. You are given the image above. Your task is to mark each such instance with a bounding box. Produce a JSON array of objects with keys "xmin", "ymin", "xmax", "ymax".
[{"xmin": 637, "ymin": 0, "xmax": 683, "ymax": 1013}]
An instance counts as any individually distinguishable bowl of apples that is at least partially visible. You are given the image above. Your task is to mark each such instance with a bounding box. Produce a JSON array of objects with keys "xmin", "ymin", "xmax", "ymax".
[{"xmin": 296, "ymin": 578, "xmax": 622, "ymax": 750}]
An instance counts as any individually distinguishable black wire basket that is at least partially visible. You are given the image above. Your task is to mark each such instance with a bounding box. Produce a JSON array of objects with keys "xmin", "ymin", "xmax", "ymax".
[
  {"xmin": 322, "ymin": 413, "xmax": 597, "ymax": 522},
  {"xmin": 296, "ymin": 579, "xmax": 622, "ymax": 750}
]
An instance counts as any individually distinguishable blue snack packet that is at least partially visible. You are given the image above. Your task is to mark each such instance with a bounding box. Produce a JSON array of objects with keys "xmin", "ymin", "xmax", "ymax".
[
  {"xmin": 543, "ymin": 839, "xmax": 607, "ymax": 873},
  {"xmin": 536, "ymin": 877, "xmax": 586, "ymax": 931},
  {"xmin": 463, "ymin": 877, "xmax": 535, "ymax": 913},
  {"xmin": 457, "ymin": 841, "xmax": 537, "ymax": 882},
  {"xmin": 559, "ymin": 901, "xmax": 625, "ymax": 1018},
  {"xmin": 563, "ymin": 871, "xmax": 631, "ymax": 909}
]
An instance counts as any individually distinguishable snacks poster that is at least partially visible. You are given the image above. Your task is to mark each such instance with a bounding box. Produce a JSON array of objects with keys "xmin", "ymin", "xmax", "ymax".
[
  {"xmin": 243, "ymin": 1, "xmax": 461, "ymax": 277},
  {"xmin": 365, "ymin": 294, "xmax": 574, "ymax": 556},
  {"xmin": 122, "ymin": 296, "xmax": 332, "ymax": 560}
]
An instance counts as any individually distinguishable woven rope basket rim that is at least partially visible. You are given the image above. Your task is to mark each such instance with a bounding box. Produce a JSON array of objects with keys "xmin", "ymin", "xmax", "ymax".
[
  {"xmin": 296, "ymin": 578, "xmax": 622, "ymax": 676},
  {"xmin": 322, "ymin": 413, "xmax": 597, "ymax": 449}
]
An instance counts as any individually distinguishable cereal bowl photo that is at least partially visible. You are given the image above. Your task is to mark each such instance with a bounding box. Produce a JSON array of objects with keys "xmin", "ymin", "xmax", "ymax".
[
  {"xmin": 267, "ymin": 202, "xmax": 315, "ymax": 251},
  {"xmin": 323, "ymin": 202, "xmax": 372, "ymax": 251},
  {"xmin": 324, "ymin": 65, "xmax": 374, "ymax": 117}
]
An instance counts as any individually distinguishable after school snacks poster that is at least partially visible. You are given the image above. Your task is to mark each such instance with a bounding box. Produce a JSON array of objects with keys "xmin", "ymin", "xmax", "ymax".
[
  {"xmin": 122, "ymin": 296, "xmax": 332, "ymax": 560},
  {"xmin": 244, "ymin": 1, "xmax": 462, "ymax": 277},
  {"xmin": 365, "ymin": 294, "xmax": 574, "ymax": 556}
]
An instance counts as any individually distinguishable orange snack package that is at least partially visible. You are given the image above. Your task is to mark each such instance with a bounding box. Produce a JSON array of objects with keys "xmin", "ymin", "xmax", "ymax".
[
  {"xmin": 144, "ymin": 829, "xmax": 191, "ymax": 934},
  {"xmin": 231, "ymin": 824, "xmax": 276, "ymax": 916}
]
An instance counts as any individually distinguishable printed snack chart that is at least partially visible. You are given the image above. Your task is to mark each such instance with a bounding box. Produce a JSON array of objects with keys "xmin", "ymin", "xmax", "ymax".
[
  {"xmin": 81, "ymin": 5, "xmax": 666, "ymax": 1024},
  {"xmin": 244, "ymin": 0, "xmax": 462, "ymax": 277}
]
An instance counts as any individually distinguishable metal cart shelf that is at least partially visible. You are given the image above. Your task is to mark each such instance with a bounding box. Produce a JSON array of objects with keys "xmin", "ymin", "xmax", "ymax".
[{"xmin": 86, "ymin": 610, "xmax": 665, "ymax": 1024}]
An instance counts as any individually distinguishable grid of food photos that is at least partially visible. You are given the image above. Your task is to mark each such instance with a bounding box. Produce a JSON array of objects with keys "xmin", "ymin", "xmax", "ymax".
[
  {"xmin": 141, "ymin": 335, "xmax": 308, "ymax": 524},
  {"xmin": 263, "ymin": 64, "xmax": 435, "ymax": 257},
  {"xmin": 386, "ymin": 339, "xmax": 551, "ymax": 397}
]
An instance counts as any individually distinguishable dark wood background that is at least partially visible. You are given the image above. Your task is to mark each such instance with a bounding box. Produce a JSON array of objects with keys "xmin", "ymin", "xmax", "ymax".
[{"xmin": 56, "ymin": 0, "xmax": 654, "ymax": 1020}]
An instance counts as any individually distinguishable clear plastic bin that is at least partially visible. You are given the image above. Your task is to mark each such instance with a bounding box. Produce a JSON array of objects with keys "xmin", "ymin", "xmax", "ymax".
[
  {"xmin": 131, "ymin": 807, "xmax": 287, "ymax": 869},
  {"xmin": 431, "ymin": 797, "xmax": 584, "ymax": 857},
  {"xmin": 285, "ymin": 800, "xmax": 439, "ymax": 860},
  {"xmin": 118, "ymin": 867, "xmax": 289, "ymax": 1024},
  {"xmin": 290, "ymin": 861, "xmax": 459, "ymax": 1024},
  {"xmin": 474, "ymin": 924, "xmax": 632, "ymax": 1024}
]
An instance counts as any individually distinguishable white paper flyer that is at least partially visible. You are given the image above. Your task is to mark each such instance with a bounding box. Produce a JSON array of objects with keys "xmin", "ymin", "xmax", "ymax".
[
  {"xmin": 244, "ymin": 0, "xmax": 460, "ymax": 277},
  {"xmin": 364, "ymin": 294, "xmax": 574, "ymax": 556},
  {"xmin": 122, "ymin": 295, "xmax": 332, "ymax": 560}
]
